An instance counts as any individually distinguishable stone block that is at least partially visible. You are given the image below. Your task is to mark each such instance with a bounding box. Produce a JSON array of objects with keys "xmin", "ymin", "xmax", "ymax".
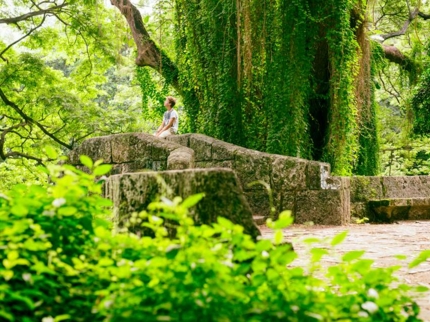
[
  {"xmin": 233, "ymin": 148, "xmax": 271, "ymax": 190},
  {"xmin": 127, "ymin": 133, "xmax": 154, "ymax": 161},
  {"xmin": 152, "ymin": 139, "xmax": 181, "ymax": 161},
  {"xmin": 189, "ymin": 134, "xmax": 214, "ymax": 161},
  {"xmin": 104, "ymin": 168, "xmax": 260, "ymax": 240},
  {"xmin": 369, "ymin": 197, "xmax": 430, "ymax": 222},
  {"xmin": 74, "ymin": 136, "xmax": 112, "ymax": 164},
  {"xmin": 67, "ymin": 149, "xmax": 80, "ymax": 165},
  {"xmin": 306, "ymin": 161, "xmax": 331, "ymax": 190},
  {"xmin": 121, "ymin": 160, "xmax": 153, "ymax": 173},
  {"xmin": 295, "ymin": 177, "xmax": 350, "ymax": 225},
  {"xmin": 212, "ymin": 140, "xmax": 238, "ymax": 160},
  {"xmin": 381, "ymin": 176, "xmax": 430, "ymax": 199},
  {"xmin": 195, "ymin": 161, "xmax": 233, "ymax": 169},
  {"xmin": 280, "ymin": 192, "xmax": 296, "ymax": 213},
  {"xmin": 244, "ymin": 190, "xmax": 271, "ymax": 218},
  {"xmin": 350, "ymin": 176, "xmax": 383, "ymax": 202},
  {"xmin": 351, "ymin": 202, "xmax": 368, "ymax": 219},
  {"xmin": 166, "ymin": 134, "xmax": 191, "ymax": 147},
  {"xmin": 110, "ymin": 134, "xmax": 132, "ymax": 163},
  {"xmin": 271, "ymin": 191, "xmax": 296, "ymax": 220},
  {"xmin": 167, "ymin": 147, "xmax": 195, "ymax": 170},
  {"xmin": 271, "ymin": 156, "xmax": 307, "ymax": 191}
]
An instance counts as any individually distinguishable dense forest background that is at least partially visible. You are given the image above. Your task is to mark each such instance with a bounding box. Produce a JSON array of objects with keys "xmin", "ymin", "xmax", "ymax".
[{"xmin": 2, "ymin": 0, "xmax": 430, "ymax": 190}]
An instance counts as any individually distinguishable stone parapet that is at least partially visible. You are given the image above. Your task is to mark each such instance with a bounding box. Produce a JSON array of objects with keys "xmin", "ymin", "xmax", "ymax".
[
  {"xmin": 69, "ymin": 133, "xmax": 195, "ymax": 173},
  {"xmin": 351, "ymin": 176, "xmax": 430, "ymax": 220},
  {"xmin": 104, "ymin": 168, "xmax": 260, "ymax": 239},
  {"xmin": 69, "ymin": 132, "xmax": 352, "ymax": 227},
  {"xmin": 168, "ymin": 134, "xmax": 350, "ymax": 224}
]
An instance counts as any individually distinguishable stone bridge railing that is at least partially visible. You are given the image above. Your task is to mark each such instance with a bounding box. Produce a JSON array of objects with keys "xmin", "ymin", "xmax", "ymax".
[
  {"xmin": 351, "ymin": 176, "xmax": 430, "ymax": 221},
  {"xmin": 69, "ymin": 133, "xmax": 350, "ymax": 226}
]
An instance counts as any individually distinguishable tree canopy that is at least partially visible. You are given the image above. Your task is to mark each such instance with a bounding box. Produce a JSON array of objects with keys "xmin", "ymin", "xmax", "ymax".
[{"xmin": 2, "ymin": 0, "xmax": 430, "ymax": 185}]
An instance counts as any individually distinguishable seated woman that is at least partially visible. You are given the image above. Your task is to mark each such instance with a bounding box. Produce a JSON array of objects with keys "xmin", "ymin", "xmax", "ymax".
[{"xmin": 154, "ymin": 96, "xmax": 179, "ymax": 138}]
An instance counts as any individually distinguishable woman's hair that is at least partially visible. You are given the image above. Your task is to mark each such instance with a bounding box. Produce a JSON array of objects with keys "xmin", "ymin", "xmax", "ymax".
[{"xmin": 167, "ymin": 96, "xmax": 176, "ymax": 107}]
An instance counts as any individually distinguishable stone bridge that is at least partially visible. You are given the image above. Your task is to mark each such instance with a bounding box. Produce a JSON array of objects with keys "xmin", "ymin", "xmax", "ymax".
[{"xmin": 68, "ymin": 132, "xmax": 430, "ymax": 233}]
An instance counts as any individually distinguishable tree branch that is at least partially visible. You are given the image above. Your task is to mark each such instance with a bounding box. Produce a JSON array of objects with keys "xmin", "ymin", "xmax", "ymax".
[
  {"xmin": 110, "ymin": 0, "xmax": 181, "ymax": 90},
  {"xmin": 381, "ymin": 7, "xmax": 430, "ymax": 41},
  {"xmin": 0, "ymin": 3, "xmax": 67, "ymax": 24},
  {"xmin": 0, "ymin": 88, "xmax": 73, "ymax": 149},
  {"xmin": 382, "ymin": 45, "xmax": 415, "ymax": 73},
  {"xmin": 418, "ymin": 12, "xmax": 430, "ymax": 20},
  {"xmin": 4, "ymin": 151, "xmax": 46, "ymax": 165},
  {"xmin": 381, "ymin": 8, "xmax": 420, "ymax": 41},
  {"xmin": 0, "ymin": 14, "xmax": 47, "ymax": 62},
  {"xmin": 0, "ymin": 122, "xmax": 27, "ymax": 160}
]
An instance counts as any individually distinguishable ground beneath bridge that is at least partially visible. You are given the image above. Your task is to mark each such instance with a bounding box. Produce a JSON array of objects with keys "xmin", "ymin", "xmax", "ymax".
[{"xmin": 259, "ymin": 221, "xmax": 430, "ymax": 321}]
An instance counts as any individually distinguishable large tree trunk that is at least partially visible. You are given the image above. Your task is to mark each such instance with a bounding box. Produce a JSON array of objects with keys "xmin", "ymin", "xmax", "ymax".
[{"xmin": 110, "ymin": 0, "xmax": 180, "ymax": 91}]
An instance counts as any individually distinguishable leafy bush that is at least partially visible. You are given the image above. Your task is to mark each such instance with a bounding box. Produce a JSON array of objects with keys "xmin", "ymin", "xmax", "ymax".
[{"xmin": 0, "ymin": 161, "xmax": 427, "ymax": 321}]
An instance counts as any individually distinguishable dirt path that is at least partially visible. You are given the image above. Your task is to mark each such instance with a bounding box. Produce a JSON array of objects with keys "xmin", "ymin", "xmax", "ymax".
[{"xmin": 259, "ymin": 221, "xmax": 430, "ymax": 321}]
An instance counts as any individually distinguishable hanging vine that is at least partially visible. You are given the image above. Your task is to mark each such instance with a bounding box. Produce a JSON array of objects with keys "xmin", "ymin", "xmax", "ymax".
[{"xmin": 168, "ymin": 0, "xmax": 379, "ymax": 174}]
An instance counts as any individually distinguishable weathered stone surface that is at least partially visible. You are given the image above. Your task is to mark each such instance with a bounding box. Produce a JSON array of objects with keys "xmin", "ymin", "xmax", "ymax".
[
  {"xmin": 233, "ymin": 148, "xmax": 271, "ymax": 190},
  {"xmin": 351, "ymin": 176, "xmax": 430, "ymax": 222},
  {"xmin": 166, "ymin": 134, "xmax": 191, "ymax": 147},
  {"xmin": 189, "ymin": 134, "xmax": 214, "ymax": 161},
  {"xmin": 70, "ymin": 136, "xmax": 112, "ymax": 164},
  {"xmin": 167, "ymin": 148, "xmax": 195, "ymax": 170},
  {"xmin": 122, "ymin": 160, "xmax": 153, "ymax": 173},
  {"xmin": 351, "ymin": 202, "xmax": 368, "ymax": 219},
  {"xmin": 68, "ymin": 149, "xmax": 80, "ymax": 165},
  {"xmin": 110, "ymin": 133, "xmax": 157, "ymax": 164},
  {"xmin": 71, "ymin": 132, "xmax": 355, "ymax": 227},
  {"xmin": 271, "ymin": 156, "xmax": 307, "ymax": 191},
  {"xmin": 280, "ymin": 192, "xmax": 296, "ymax": 214},
  {"xmin": 195, "ymin": 160, "xmax": 233, "ymax": 169},
  {"xmin": 306, "ymin": 162, "xmax": 331, "ymax": 190},
  {"xmin": 212, "ymin": 140, "xmax": 238, "ymax": 160},
  {"xmin": 244, "ymin": 190, "xmax": 271, "ymax": 218},
  {"xmin": 271, "ymin": 191, "xmax": 296, "ymax": 220},
  {"xmin": 369, "ymin": 198, "xmax": 430, "ymax": 222},
  {"xmin": 350, "ymin": 176, "xmax": 383, "ymax": 202},
  {"xmin": 295, "ymin": 177, "xmax": 350, "ymax": 225},
  {"xmin": 104, "ymin": 168, "xmax": 260, "ymax": 239},
  {"xmin": 152, "ymin": 139, "xmax": 182, "ymax": 161},
  {"xmin": 381, "ymin": 176, "xmax": 430, "ymax": 199}
]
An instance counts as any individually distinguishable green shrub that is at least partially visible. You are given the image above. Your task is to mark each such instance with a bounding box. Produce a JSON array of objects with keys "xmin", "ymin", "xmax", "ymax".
[{"xmin": 0, "ymin": 160, "xmax": 427, "ymax": 321}]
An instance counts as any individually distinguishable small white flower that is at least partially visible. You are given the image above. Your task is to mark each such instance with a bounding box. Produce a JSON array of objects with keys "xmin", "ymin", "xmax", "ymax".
[
  {"xmin": 261, "ymin": 251, "xmax": 269, "ymax": 258},
  {"xmin": 221, "ymin": 260, "xmax": 234, "ymax": 268},
  {"xmin": 104, "ymin": 300, "xmax": 113, "ymax": 309},
  {"xmin": 42, "ymin": 210, "xmax": 55, "ymax": 217},
  {"xmin": 362, "ymin": 301, "xmax": 378, "ymax": 314},
  {"xmin": 160, "ymin": 196, "xmax": 174, "ymax": 206},
  {"xmin": 52, "ymin": 198, "xmax": 66, "ymax": 208},
  {"xmin": 367, "ymin": 288, "xmax": 379, "ymax": 299},
  {"xmin": 42, "ymin": 317, "xmax": 54, "ymax": 322},
  {"xmin": 358, "ymin": 311, "xmax": 369, "ymax": 318},
  {"xmin": 22, "ymin": 273, "xmax": 31, "ymax": 282}
]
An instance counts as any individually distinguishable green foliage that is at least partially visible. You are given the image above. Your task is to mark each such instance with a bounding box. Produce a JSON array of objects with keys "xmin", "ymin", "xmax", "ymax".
[
  {"xmin": 0, "ymin": 161, "xmax": 113, "ymax": 321},
  {"xmin": 0, "ymin": 162, "xmax": 427, "ymax": 321},
  {"xmin": 412, "ymin": 67, "xmax": 430, "ymax": 135},
  {"xmin": 172, "ymin": 0, "xmax": 379, "ymax": 174},
  {"xmin": 0, "ymin": 4, "xmax": 148, "ymax": 187},
  {"xmin": 354, "ymin": 41, "xmax": 383, "ymax": 175}
]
